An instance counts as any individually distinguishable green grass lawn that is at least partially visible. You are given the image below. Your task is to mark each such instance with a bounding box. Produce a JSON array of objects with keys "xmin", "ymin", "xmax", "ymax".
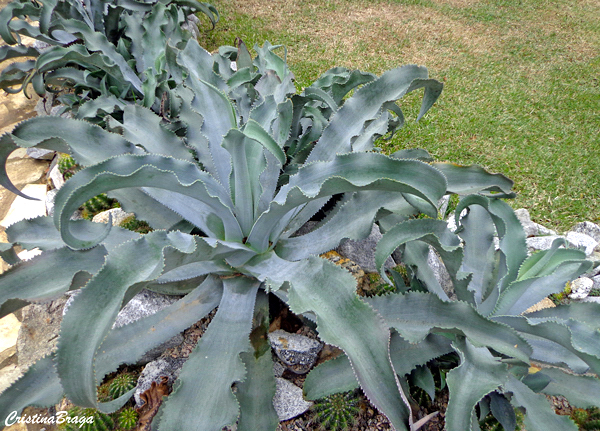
[{"xmin": 199, "ymin": 0, "xmax": 599, "ymax": 231}]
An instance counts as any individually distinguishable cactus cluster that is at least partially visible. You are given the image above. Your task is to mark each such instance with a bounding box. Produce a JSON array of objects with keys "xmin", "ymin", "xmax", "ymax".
[{"xmin": 572, "ymin": 407, "xmax": 600, "ymax": 430}]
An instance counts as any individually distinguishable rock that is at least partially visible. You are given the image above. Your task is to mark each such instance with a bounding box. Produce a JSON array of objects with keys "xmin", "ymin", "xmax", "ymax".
[
  {"xmin": 273, "ymin": 361, "xmax": 286, "ymax": 378},
  {"xmin": 565, "ymin": 231, "xmax": 598, "ymax": 257},
  {"xmin": 134, "ymin": 356, "xmax": 186, "ymax": 407},
  {"xmin": 48, "ymin": 163, "xmax": 65, "ymax": 190},
  {"xmin": 181, "ymin": 13, "xmax": 201, "ymax": 40},
  {"xmin": 337, "ymin": 224, "xmax": 394, "ymax": 273},
  {"xmin": 524, "ymin": 297, "xmax": 556, "ymax": 314},
  {"xmin": 515, "ymin": 208, "xmax": 539, "ymax": 237},
  {"xmin": 0, "ymin": 363, "xmax": 22, "ymax": 395},
  {"xmin": 26, "ymin": 148, "xmax": 55, "ymax": 160},
  {"xmin": 0, "ymin": 314, "xmax": 21, "ymax": 353},
  {"xmin": 62, "ymin": 289, "xmax": 184, "ymax": 365},
  {"xmin": 114, "ymin": 289, "xmax": 181, "ymax": 328},
  {"xmin": 268, "ymin": 329, "xmax": 322, "ymax": 374},
  {"xmin": 16, "ymin": 297, "xmax": 68, "ymax": 372},
  {"xmin": 0, "ymin": 184, "xmax": 47, "ymax": 228},
  {"xmin": 593, "ymin": 274, "xmax": 600, "ymax": 290},
  {"xmin": 273, "ymin": 377, "xmax": 312, "ymax": 421},
  {"xmin": 437, "ymin": 195, "xmax": 450, "ymax": 219},
  {"xmin": 568, "ymin": 277, "xmax": 594, "ymax": 300},
  {"xmin": 446, "ymin": 208, "xmax": 468, "ymax": 233},
  {"xmin": 291, "ymin": 221, "xmax": 319, "ymax": 237},
  {"xmin": 17, "ymin": 248, "xmax": 42, "ymax": 261},
  {"xmin": 92, "ymin": 208, "xmax": 134, "ymax": 226},
  {"xmin": 113, "ymin": 290, "xmax": 184, "ymax": 364},
  {"xmin": 526, "ymin": 235, "xmax": 567, "ymax": 254},
  {"xmin": 35, "ymin": 93, "xmax": 55, "ymax": 116},
  {"xmin": 427, "ymin": 247, "xmax": 456, "ymax": 300},
  {"xmin": 571, "ymin": 221, "xmax": 600, "ymax": 243},
  {"xmin": 0, "ymin": 345, "xmax": 17, "ymax": 369},
  {"xmin": 45, "ymin": 188, "xmax": 58, "ymax": 217}
]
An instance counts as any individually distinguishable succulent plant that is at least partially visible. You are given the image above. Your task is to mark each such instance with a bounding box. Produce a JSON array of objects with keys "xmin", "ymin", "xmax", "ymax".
[
  {"xmin": 118, "ymin": 407, "xmax": 138, "ymax": 430},
  {"xmin": 108, "ymin": 373, "xmax": 137, "ymax": 400},
  {"xmin": 304, "ymin": 195, "xmax": 600, "ymax": 431},
  {"xmin": 59, "ymin": 406, "xmax": 113, "ymax": 431},
  {"xmin": 0, "ymin": 39, "xmax": 522, "ymax": 431},
  {"xmin": 58, "ymin": 153, "xmax": 80, "ymax": 179},
  {"xmin": 0, "ymin": 0, "xmax": 218, "ymax": 117},
  {"xmin": 310, "ymin": 390, "xmax": 361, "ymax": 431},
  {"xmin": 82, "ymin": 193, "xmax": 117, "ymax": 220}
]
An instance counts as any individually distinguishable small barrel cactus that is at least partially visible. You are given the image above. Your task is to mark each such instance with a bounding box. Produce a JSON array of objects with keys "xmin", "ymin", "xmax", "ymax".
[
  {"xmin": 108, "ymin": 373, "xmax": 137, "ymax": 400},
  {"xmin": 57, "ymin": 154, "xmax": 79, "ymax": 179},
  {"xmin": 118, "ymin": 407, "xmax": 139, "ymax": 430},
  {"xmin": 59, "ymin": 407, "xmax": 113, "ymax": 431},
  {"xmin": 310, "ymin": 390, "xmax": 361, "ymax": 431}
]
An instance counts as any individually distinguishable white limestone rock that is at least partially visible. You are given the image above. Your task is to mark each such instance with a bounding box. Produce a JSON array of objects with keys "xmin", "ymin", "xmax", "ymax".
[
  {"xmin": 49, "ymin": 163, "xmax": 65, "ymax": 190},
  {"xmin": 568, "ymin": 277, "xmax": 594, "ymax": 300},
  {"xmin": 571, "ymin": 221, "xmax": 600, "ymax": 243},
  {"xmin": 446, "ymin": 208, "xmax": 468, "ymax": 233},
  {"xmin": 92, "ymin": 208, "xmax": 134, "ymax": 226},
  {"xmin": 515, "ymin": 208, "xmax": 539, "ymax": 237},
  {"xmin": 526, "ymin": 235, "xmax": 567, "ymax": 254},
  {"xmin": 273, "ymin": 377, "xmax": 312, "ymax": 421},
  {"xmin": 565, "ymin": 231, "xmax": 598, "ymax": 257},
  {"xmin": 0, "ymin": 184, "xmax": 47, "ymax": 228}
]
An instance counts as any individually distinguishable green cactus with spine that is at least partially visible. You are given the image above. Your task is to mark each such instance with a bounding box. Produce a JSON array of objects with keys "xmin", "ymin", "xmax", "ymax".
[
  {"xmin": 59, "ymin": 407, "xmax": 114, "ymax": 431},
  {"xmin": 108, "ymin": 373, "xmax": 137, "ymax": 400},
  {"xmin": 310, "ymin": 391, "xmax": 361, "ymax": 431},
  {"xmin": 58, "ymin": 154, "xmax": 80, "ymax": 180},
  {"xmin": 118, "ymin": 407, "xmax": 138, "ymax": 430}
]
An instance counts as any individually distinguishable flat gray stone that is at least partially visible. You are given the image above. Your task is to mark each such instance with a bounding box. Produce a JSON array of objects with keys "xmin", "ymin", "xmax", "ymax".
[
  {"xmin": 26, "ymin": 147, "xmax": 55, "ymax": 160},
  {"xmin": 337, "ymin": 224, "xmax": 394, "ymax": 273},
  {"xmin": 268, "ymin": 329, "xmax": 322, "ymax": 374},
  {"xmin": 273, "ymin": 377, "xmax": 312, "ymax": 421},
  {"xmin": 569, "ymin": 277, "xmax": 594, "ymax": 300}
]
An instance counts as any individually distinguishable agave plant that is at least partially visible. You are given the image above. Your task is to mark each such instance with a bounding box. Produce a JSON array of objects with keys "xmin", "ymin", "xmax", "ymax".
[
  {"xmin": 0, "ymin": 39, "xmax": 517, "ymax": 430},
  {"xmin": 0, "ymin": 0, "xmax": 218, "ymax": 116},
  {"xmin": 305, "ymin": 195, "xmax": 600, "ymax": 431}
]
